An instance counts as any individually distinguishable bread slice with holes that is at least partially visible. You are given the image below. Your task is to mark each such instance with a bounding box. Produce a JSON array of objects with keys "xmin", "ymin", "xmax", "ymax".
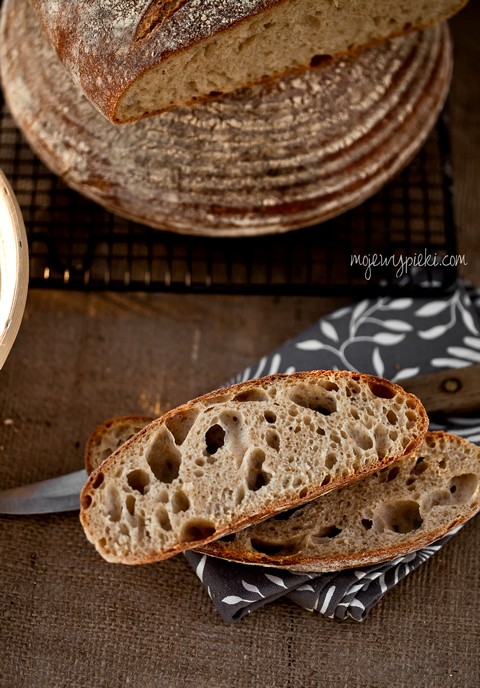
[
  {"xmin": 84, "ymin": 417, "xmax": 480, "ymax": 572},
  {"xmin": 80, "ymin": 370, "xmax": 428, "ymax": 564},
  {"xmin": 199, "ymin": 431, "xmax": 480, "ymax": 570}
]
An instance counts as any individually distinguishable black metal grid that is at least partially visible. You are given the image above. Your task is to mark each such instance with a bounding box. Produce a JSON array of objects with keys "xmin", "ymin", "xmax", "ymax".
[{"xmin": 0, "ymin": 92, "xmax": 457, "ymax": 295}]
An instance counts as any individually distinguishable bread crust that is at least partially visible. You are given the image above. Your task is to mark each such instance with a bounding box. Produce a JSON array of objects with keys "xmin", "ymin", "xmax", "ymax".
[
  {"xmin": 28, "ymin": 0, "xmax": 468, "ymax": 122},
  {"xmin": 80, "ymin": 370, "xmax": 428, "ymax": 564}
]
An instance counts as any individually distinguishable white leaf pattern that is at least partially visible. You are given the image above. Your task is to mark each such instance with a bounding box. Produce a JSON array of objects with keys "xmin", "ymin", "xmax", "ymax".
[
  {"xmin": 446, "ymin": 347, "xmax": 480, "ymax": 363},
  {"xmin": 351, "ymin": 299, "xmax": 370, "ymax": 322},
  {"xmin": 295, "ymin": 340, "xmax": 324, "ymax": 351},
  {"xmin": 431, "ymin": 358, "xmax": 471, "ymax": 368},
  {"xmin": 222, "ymin": 596, "xmax": 255, "ymax": 605},
  {"xmin": 195, "ymin": 554, "xmax": 207, "ymax": 583},
  {"xmin": 381, "ymin": 319, "xmax": 413, "ymax": 332},
  {"xmin": 372, "ymin": 347, "xmax": 384, "ymax": 377},
  {"xmin": 391, "ymin": 367, "xmax": 420, "ymax": 382},
  {"xmin": 387, "ymin": 298, "xmax": 413, "ymax": 310},
  {"xmin": 418, "ymin": 324, "xmax": 449, "ymax": 340},
  {"xmin": 242, "ymin": 581, "xmax": 263, "ymax": 597},
  {"xmin": 460, "ymin": 307, "xmax": 480, "ymax": 335},
  {"xmin": 264, "ymin": 574, "xmax": 287, "ymax": 588},
  {"xmin": 330, "ymin": 306, "xmax": 353, "ymax": 320},
  {"xmin": 372, "ymin": 332, "xmax": 406, "ymax": 345},
  {"xmin": 268, "ymin": 353, "xmax": 282, "ymax": 375},
  {"xmin": 463, "ymin": 336, "xmax": 480, "ymax": 350},
  {"xmin": 320, "ymin": 320, "xmax": 339, "ymax": 343},
  {"xmin": 414, "ymin": 300, "xmax": 449, "ymax": 317}
]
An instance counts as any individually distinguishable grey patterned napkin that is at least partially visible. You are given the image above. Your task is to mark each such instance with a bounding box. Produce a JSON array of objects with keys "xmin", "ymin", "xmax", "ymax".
[{"xmin": 185, "ymin": 283, "xmax": 480, "ymax": 622}]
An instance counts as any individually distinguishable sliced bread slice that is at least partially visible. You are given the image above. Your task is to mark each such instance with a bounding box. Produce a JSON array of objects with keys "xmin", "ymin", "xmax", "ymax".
[
  {"xmin": 199, "ymin": 431, "xmax": 480, "ymax": 571},
  {"xmin": 80, "ymin": 370, "xmax": 427, "ymax": 564}
]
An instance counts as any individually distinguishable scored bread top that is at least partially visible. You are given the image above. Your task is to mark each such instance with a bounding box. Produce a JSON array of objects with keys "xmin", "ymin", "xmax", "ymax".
[
  {"xmin": 200, "ymin": 431, "xmax": 480, "ymax": 571},
  {"xmin": 28, "ymin": 0, "xmax": 468, "ymax": 122},
  {"xmin": 80, "ymin": 370, "xmax": 428, "ymax": 565}
]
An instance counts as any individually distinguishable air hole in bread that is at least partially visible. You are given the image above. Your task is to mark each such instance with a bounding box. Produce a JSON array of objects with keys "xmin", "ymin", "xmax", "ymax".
[
  {"xmin": 233, "ymin": 388, "xmax": 268, "ymax": 402},
  {"xmin": 83, "ymin": 494, "xmax": 92, "ymax": 509},
  {"xmin": 180, "ymin": 518, "xmax": 216, "ymax": 543},
  {"xmin": 325, "ymin": 453, "xmax": 337, "ymax": 469},
  {"xmin": 377, "ymin": 500, "xmax": 423, "ymax": 534},
  {"xmin": 205, "ymin": 423, "xmax": 225, "ymax": 455},
  {"xmin": 289, "ymin": 385, "xmax": 337, "ymax": 416},
  {"xmin": 439, "ymin": 458, "xmax": 446, "ymax": 469},
  {"xmin": 146, "ymin": 429, "xmax": 182, "ymax": 484},
  {"xmin": 171, "ymin": 489, "xmax": 190, "ymax": 514},
  {"xmin": 126, "ymin": 469, "xmax": 150, "ymax": 495},
  {"xmin": 273, "ymin": 504, "xmax": 304, "ymax": 520},
  {"xmin": 250, "ymin": 538, "xmax": 301, "ymax": 557},
  {"xmin": 319, "ymin": 381, "xmax": 340, "ymax": 392},
  {"xmin": 165, "ymin": 408, "xmax": 199, "ymax": 445},
  {"xmin": 155, "ymin": 506, "xmax": 172, "ymax": 531},
  {"xmin": 351, "ymin": 428, "xmax": 374, "ymax": 451},
  {"xmin": 125, "ymin": 495, "xmax": 136, "ymax": 516},
  {"xmin": 264, "ymin": 410, "xmax": 276, "ymax": 423},
  {"xmin": 218, "ymin": 533, "xmax": 236, "ymax": 543},
  {"xmin": 106, "ymin": 485, "xmax": 122, "ymax": 522},
  {"xmin": 92, "ymin": 472, "xmax": 104, "ymax": 489},
  {"xmin": 266, "ymin": 429, "xmax": 280, "ymax": 451},
  {"xmin": 321, "ymin": 475, "xmax": 331, "ymax": 487},
  {"xmin": 449, "ymin": 474, "xmax": 479, "ymax": 504},
  {"xmin": 387, "ymin": 410, "xmax": 398, "ymax": 425},
  {"xmin": 368, "ymin": 381, "xmax": 395, "ymax": 399},
  {"xmin": 386, "ymin": 466, "xmax": 400, "ymax": 482},
  {"xmin": 312, "ymin": 525, "xmax": 342, "ymax": 541},
  {"xmin": 246, "ymin": 449, "xmax": 271, "ymax": 491},
  {"xmin": 194, "ymin": 469, "xmax": 204, "ymax": 478},
  {"xmin": 411, "ymin": 457, "xmax": 428, "ymax": 476},
  {"xmin": 361, "ymin": 518, "xmax": 373, "ymax": 530},
  {"xmin": 298, "ymin": 487, "xmax": 308, "ymax": 498},
  {"xmin": 235, "ymin": 484, "xmax": 246, "ymax": 505},
  {"xmin": 316, "ymin": 427, "xmax": 326, "ymax": 436}
]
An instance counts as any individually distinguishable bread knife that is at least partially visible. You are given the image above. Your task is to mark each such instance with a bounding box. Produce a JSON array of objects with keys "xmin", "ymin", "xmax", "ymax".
[{"xmin": 1, "ymin": 364, "xmax": 480, "ymax": 515}]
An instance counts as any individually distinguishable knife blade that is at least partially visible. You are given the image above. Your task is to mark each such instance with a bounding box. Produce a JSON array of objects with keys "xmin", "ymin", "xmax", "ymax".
[
  {"xmin": 1, "ymin": 364, "xmax": 480, "ymax": 516},
  {"xmin": 0, "ymin": 469, "xmax": 87, "ymax": 514}
]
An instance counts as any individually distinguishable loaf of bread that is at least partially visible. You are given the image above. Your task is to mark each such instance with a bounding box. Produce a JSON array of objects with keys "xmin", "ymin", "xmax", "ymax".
[
  {"xmin": 28, "ymin": 0, "xmax": 467, "ymax": 123},
  {"xmin": 0, "ymin": 0, "xmax": 453, "ymax": 237},
  {"xmin": 80, "ymin": 370, "xmax": 428, "ymax": 564},
  {"xmin": 199, "ymin": 431, "xmax": 480, "ymax": 571}
]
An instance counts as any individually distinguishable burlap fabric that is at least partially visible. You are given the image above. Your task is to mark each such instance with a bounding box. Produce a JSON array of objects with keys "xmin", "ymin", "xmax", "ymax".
[{"xmin": 1, "ymin": 291, "xmax": 479, "ymax": 688}]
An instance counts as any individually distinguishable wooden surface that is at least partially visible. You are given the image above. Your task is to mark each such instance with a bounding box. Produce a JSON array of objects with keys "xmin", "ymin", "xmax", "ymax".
[{"xmin": 0, "ymin": 4, "xmax": 479, "ymax": 687}]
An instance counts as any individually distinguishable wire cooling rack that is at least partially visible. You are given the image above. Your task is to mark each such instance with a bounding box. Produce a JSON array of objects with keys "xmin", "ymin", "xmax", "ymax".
[{"xmin": 0, "ymin": 94, "xmax": 457, "ymax": 295}]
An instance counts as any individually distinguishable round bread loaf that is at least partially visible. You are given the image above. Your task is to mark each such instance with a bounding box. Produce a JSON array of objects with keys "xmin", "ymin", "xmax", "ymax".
[{"xmin": 1, "ymin": 0, "xmax": 452, "ymax": 237}]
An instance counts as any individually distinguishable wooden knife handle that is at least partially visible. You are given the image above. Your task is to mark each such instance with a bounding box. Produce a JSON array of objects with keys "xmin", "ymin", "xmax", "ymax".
[{"xmin": 401, "ymin": 364, "xmax": 480, "ymax": 416}]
